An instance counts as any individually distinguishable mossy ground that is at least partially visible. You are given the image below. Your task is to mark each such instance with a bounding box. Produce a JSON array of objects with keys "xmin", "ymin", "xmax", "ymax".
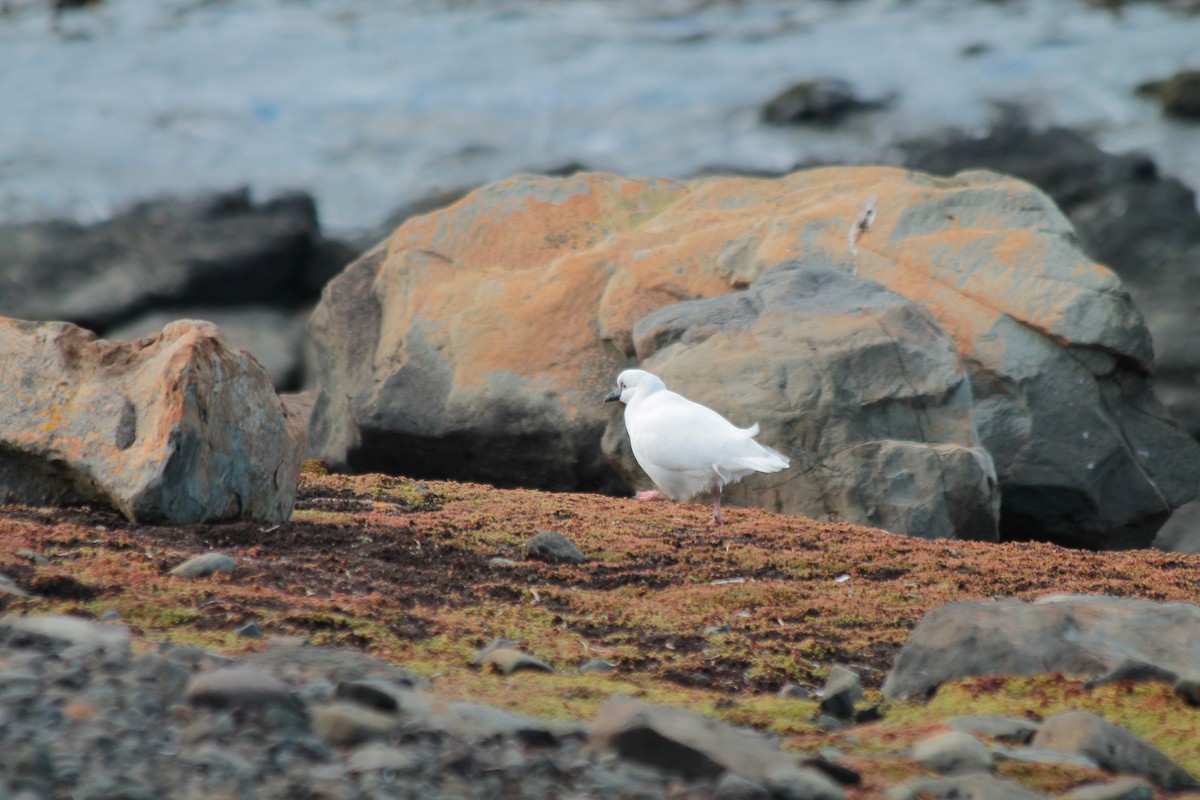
[{"xmin": 2, "ymin": 467, "xmax": 1200, "ymax": 798}]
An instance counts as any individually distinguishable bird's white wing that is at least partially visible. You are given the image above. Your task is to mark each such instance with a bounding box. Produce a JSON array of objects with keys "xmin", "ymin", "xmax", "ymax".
[{"xmin": 628, "ymin": 392, "xmax": 765, "ymax": 473}]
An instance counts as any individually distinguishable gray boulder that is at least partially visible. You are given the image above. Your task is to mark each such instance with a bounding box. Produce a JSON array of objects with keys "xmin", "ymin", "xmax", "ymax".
[
  {"xmin": 607, "ymin": 265, "xmax": 1000, "ymax": 539},
  {"xmin": 883, "ymin": 595, "xmax": 1200, "ymax": 701},
  {"xmin": 0, "ymin": 317, "xmax": 305, "ymax": 523}
]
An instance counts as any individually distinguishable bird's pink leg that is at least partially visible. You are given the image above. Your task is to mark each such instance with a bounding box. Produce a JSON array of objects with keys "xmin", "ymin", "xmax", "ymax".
[
  {"xmin": 636, "ymin": 490, "xmax": 666, "ymax": 501},
  {"xmin": 710, "ymin": 482, "xmax": 724, "ymax": 526}
]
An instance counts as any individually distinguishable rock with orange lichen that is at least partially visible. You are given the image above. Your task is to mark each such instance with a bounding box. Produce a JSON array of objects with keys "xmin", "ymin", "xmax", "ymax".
[
  {"xmin": 0, "ymin": 317, "xmax": 304, "ymax": 523},
  {"xmin": 307, "ymin": 168, "xmax": 1199, "ymax": 546}
]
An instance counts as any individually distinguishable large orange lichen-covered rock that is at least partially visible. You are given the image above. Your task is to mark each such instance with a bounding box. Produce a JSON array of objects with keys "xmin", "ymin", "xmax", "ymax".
[
  {"xmin": 307, "ymin": 168, "xmax": 1199, "ymax": 546},
  {"xmin": 0, "ymin": 318, "xmax": 304, "ymax": 523}
]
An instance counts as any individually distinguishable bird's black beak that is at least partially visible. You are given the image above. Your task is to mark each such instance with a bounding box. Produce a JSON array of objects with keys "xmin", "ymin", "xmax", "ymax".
[{"xmin": 604, "ymin": 388, "xmax": 621, "ymax": 404}]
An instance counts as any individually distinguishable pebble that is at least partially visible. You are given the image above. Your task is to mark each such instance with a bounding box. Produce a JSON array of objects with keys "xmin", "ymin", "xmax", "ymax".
[
  {"xmin": 521, "ymin": 531, "xmax": 587, "ymax": 565},
  {"xmin": 169, "ymin": 552, "xmax": 237, "ymax": 578}
]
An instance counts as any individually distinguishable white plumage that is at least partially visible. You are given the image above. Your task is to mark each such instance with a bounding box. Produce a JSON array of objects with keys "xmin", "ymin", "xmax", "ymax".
[{"xmin": 605, "ymin": 369, "xmax": 790, "ymax": 525}]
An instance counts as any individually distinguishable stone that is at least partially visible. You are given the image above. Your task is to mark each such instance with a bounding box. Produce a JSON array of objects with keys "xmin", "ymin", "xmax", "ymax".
[
  {"xmin": 613, "ymin": 265, "xmax": 999, "ymax": 539},
  {"xmin": 234, "ymin": 621, "xmax": 262, "ymax": 639},
  {"xmin": 819, "ymin": 665, "xmax": 863, "ymax": 720},
  {"xmin": 0, "ymin": 318, "xmax": 305, "ymax": 524},
  {"xmin": 760, "ymin": 78, "xmax": 888, "ymax": 125},
  {"xmin": 434, "ymin": 700, "xmax": 588, "ymax": 745},
  {"xmin": 714, "ymin": 772, "xmax": 770, "ymax": 800},
  {"xmin": 911, "ymin": 730, "xmax": 994, "ymax": 775},
  {"xmin": 1136, "ymin": 70, "xmax": 1200, "ymax": 119},
  {"xmin": 470, "ymin": 638, "xmax": 520, "ymax": 666},
  {"xmin": 311, "ymin": 701, "xmax": 398, "ymax": 746},
  {"xmin": 883, "ymin": 595, "xmax": 1200, "ymax": 701},
  {"xmin": 887, "ymin": 774, "xmax": 1048, "ymax": 800},
  {"xmin": 0, "ymin": 614, "xmax": 131, "ymax": 660},
  {"xmin": 1081, "ymin": 658, "xmax": 1177, "ymax": 689},
  {"xmin": 345, "ymin": 742, "xmax": 423, "ymax": 774},
  {"xmin": 0, "ymin": 188, "xmax": 320, "ymax": 332},
  {"xmin": 480, "ymin": 647, "xmax": 554, "ymax": 676},
  {"xmin": 906, "ymin": 123, "xmax": 1200, "ymax": 459},
  {"xmin": 580, "ymin": 658, "xmax": 616, "ymax": 674},
  {"xmin": 590, "ymin": 695, "xmax": 838, "ymax": 793},
  {"xmin": 184, "ymin": 666, "xmax": 305, "ymax": 715},
  {"xmin": 946, "ymin": 716, "xmax": 1038, "ymax": 744},
  {"xmin": 763, "ymin": 764, "xmax": 844, "ymax": 800},
  {"xmin": 1175, "ymin": 671, "xmax": 1200, "ymax": 705},
  {"xmin": 777, "ymin": 683, "xmax": 811, "ymax": 700},
  {"xmin": 107, "ymin": 306, "xmax": 308, "ymax": 392},
  {"xmin": 169, "ymin": 552, "xmax": 237, "ymax": 578},
  {"xmin": 307, "ymin": 169, "xmax": 1197, "ymax": 547},
  {"xmin": 0, "ymin": 574, "xmax": 28, "ymax": 597},
  {"xmin": 521, "ymin": 531, "xmax": 587, "ymax": 565},
  {"xmin": 1031, "ymin": 710, "xmax": 1199, "ymax": 791},
  {"xmin": 1065, "ymin": 779, "xmax": 1153, "ymax": 800}
]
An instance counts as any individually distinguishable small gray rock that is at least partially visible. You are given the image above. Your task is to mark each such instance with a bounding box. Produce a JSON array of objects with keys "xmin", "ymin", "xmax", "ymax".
[
  {"xmin": 1174, "ymin": 671, "xmax": 1200, "ymax": 706},
  {"xmin": 819, "ymin": 665, "xmax": 863, "ymax": 720},
  {"xmin": 947, "ymin": 715, "xmax": 1039, "ymax": 744},
  {"xmin": 714, "ymin": 772, "xmax": 770, "ymax": 800},
  {"xmin": 346, "ymin": 742, "xmax": 423, "ymax": 774},
  {"xmin": 887, "ymin": 774, "xmax": 1048, "ymax": 800},
  {"xmin": 522, "ymin": 531, "xmax": 587, "ymax": 565},
  {"xmin": 185, "ymin": 666, "xmax": 304, "ymax": 714},
  {"xmin": 1082, "ymin": 658, "xmax": 1178, "ymax": 689},
  {"xmin": 480, "ymin": 647, "xmax": 554, "ymax": 675},
  {"xmin": 777, "ymin": 683, "xmax": 811, "ymax": 700},
  {"xmin": 169, "ymin": 552, "xmax": 237, "ymax": 578},
  {"xmin": 911, "ymin": 730, "xmax": 993, "ymax": 775},
  {"xmin": 763, "ymin": 765, "xmax": 844, "ymax": 800},
  {"xmin": 0, "ymin": 574, "xmax": 28, "ymax": 597},
  {"xmin": 580, "ymin": 658, "xmax": 616, "ymax": 674},
  {"xmin": 311, "ymin": 701, "xmax": 398, "ymax": 746},
  {"xmin": 1066, "ymin": 779, "xmax": 1154, "ymax": 800},
  {"xmin": 234, "ymin": 621, "xmax": 262, "ymax": 639}
]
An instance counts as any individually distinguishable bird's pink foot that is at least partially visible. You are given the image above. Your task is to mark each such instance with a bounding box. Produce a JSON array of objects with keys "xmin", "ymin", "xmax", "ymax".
[{"xmin": 635, "ymin": 490, "xmax": 666, "ymax": 501}]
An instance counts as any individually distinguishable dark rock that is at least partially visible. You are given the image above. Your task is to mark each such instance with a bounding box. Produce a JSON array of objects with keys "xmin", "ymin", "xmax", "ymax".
[
  {"xmin": 883, "ymin": 595, "xmax": 1200, "ymax": 701},
  {"xmin": 761, "ymin": 78, "xmax": 889, "ymax": 125},
  {"xmin": 947, "ymin": 716, "xmax": 1039, "ymax": 744},
  {"xmin": 234, "ymin": 621, "xmax": 262, "ymax": 639},
  {"xmin": 169, "ymin": 552, "xmax": 237, "ymax": 578},
  {"xmin": 1136, "ymin": 70, "xmax": 1200, "ymax": 119},
  {"xmin": 522, "ymin": 531, "xmax": 587, "ymax": 565},
  {"xmin": 0, "ymin": 188, "xmax": 321, "ymax": 331},
  {"xmin": 1032, "ymin": 710, "xmax": 1200, "ymax": 790},
  {"xmin": 1081, "ymin": 658, "xmax": 1178, "ymax": 689}
]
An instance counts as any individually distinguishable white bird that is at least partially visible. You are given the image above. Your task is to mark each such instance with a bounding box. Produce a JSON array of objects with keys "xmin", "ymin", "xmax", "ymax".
[{"xmin": 604, "ymin": 369, "xmax": 790, "ymax": 526}]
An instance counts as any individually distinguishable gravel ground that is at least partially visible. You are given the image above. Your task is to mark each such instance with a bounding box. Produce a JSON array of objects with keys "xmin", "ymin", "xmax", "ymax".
[{"xmin": 0, "ymin": 613, "xmax": 756, "ymax": 800}]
